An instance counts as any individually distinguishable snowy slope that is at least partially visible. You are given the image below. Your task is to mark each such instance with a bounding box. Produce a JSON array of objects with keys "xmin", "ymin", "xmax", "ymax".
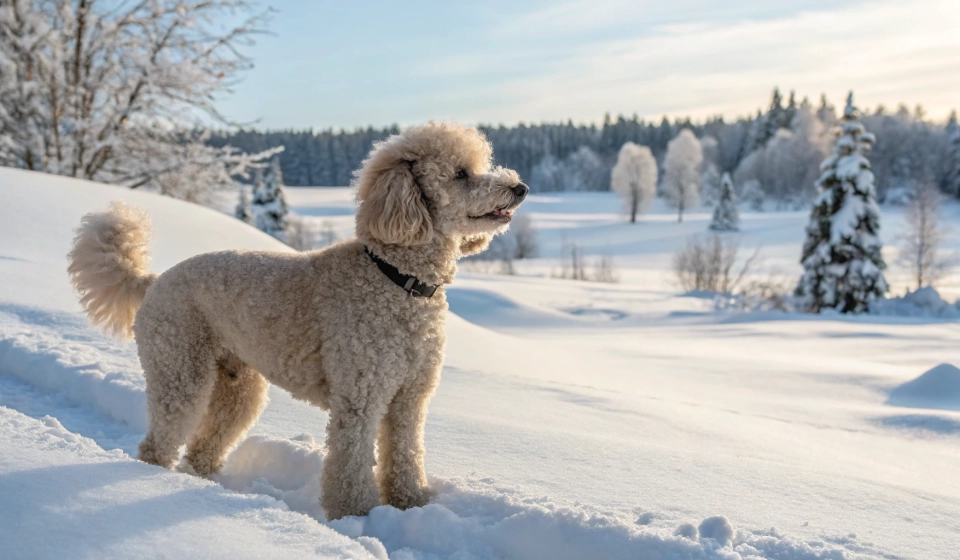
[{"xmin": 1, "ymin": 172, "xmax": 958, "ymax": 559}]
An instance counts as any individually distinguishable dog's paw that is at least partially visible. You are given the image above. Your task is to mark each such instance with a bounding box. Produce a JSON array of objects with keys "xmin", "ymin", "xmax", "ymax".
[{"xmin": 387, "ymin": 485, "xmax": 433, "ymax": 510}]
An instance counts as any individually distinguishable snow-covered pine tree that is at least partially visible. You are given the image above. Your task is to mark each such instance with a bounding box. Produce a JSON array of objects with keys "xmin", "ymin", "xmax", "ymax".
[
  {"xmin": 709, "ymin": 173, "xmax": 739, "ymax": 232},
  {"xmin": 795, "ymin": 92, "xmax": 887, "ymax": 313},
  {"xmin": 760, "ymin": 88, "xmax": 786, "ymax": 146},
  {"xmin": 252, "ymin": 158, "xmax": 289, "ymax": 241},
  {"xmin": 943, "ymin": 111, "xmax": 960, "ymax": 197},
  {"xmin": 235, "ymin": 185, "xmax": 253, "ymax": 224}
]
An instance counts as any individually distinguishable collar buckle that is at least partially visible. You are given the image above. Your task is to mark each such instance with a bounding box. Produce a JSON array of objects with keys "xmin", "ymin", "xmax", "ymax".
[{"xmin": 366, "ymin": 247, "xmax": 439, "ymax": 298}]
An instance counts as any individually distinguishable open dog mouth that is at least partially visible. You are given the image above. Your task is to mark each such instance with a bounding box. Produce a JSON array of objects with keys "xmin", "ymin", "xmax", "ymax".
[{"xmin": 470, "ymin": 205, "xmax": 517, "ymax": 222}]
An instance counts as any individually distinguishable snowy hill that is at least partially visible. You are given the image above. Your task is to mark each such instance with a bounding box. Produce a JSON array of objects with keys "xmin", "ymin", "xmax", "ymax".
[{"xmin": 1, "ymin": 171, "xmax": 959, "ymax": 559}]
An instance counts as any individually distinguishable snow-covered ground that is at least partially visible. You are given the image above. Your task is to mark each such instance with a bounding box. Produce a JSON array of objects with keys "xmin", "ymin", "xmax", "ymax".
[{"xmin": 2, "ymin": 171, "xmax": 959, "ymax": 559}]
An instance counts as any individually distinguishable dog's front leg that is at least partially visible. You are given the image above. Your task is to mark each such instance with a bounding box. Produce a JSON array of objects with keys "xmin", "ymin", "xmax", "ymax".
[
  {"xmin": 321, "ymin": 403, "xmax": 383, "ymax": 520},
  {"xmin": 376, "ymin": 371, "xmax": 438, "ymax": 510}
]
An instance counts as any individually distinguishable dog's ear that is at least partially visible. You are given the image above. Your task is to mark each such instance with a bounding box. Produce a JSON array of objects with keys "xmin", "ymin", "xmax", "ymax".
[
  {"xmin": 356, "ymin": 161, "xmax": 433, "ymax": 246},
  {"xmin": 459, "ymin": 233, "xmax": 493, "ymax": 257}
]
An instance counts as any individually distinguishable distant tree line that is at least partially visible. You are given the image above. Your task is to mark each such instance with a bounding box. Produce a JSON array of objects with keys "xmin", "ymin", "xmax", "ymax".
[{"xmin": 208, "ymin": 89, "xmax": 960, "ymax": 205}]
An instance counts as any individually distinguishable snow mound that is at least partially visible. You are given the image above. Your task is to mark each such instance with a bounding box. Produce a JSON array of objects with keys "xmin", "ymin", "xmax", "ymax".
[
  {"xmin": 216, "ymin": 431, "xmax": 864, "ymax": 560},
  {"xmin": 887, "ymin": 363, "xmax": 960, "ymax": 411},
  {"xmin": 870, "ymin": 287, "xmax": 960, "ymax": 318},
  {"xmin": 0, "ymin": 406, "xmax": 378, "ymax": 560},
  {"xmin": 0, "ymin": 306, "xmax": 147, "ymax": 431},
  {"xmin": 699, "ymin": 515, "xmax": 735, "ymax": 544},
  {"xmin": 218, "ymin": 434, "xmax": 327, "ymax": 520},
  {"xmin": 446, "ymin": 287, "xmax": 568, "ymax": 328}
]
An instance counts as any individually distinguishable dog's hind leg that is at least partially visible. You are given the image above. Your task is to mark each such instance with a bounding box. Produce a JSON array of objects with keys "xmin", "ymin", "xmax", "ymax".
[
  {"xmin": 137, "ymin": 335, "xmax": 218, "ymax": 470},
  {"xmin": 184, "ymin": 356, "xmax": 269, "ymax": 477}
]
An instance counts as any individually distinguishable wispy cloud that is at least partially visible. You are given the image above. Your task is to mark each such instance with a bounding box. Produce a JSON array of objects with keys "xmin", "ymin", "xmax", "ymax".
[
  {"xmin": 412, "ymin": 0, "xmax": 960, "ymax": 124},
  {"xmin": 222, "ymin": 0, "xmax": 959, "ymax": 128}
]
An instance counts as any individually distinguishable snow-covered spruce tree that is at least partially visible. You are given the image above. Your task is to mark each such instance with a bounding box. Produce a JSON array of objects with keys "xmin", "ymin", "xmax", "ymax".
[
  {"xmin": 611, "ymin": 142, "xmax": 657, "ymax": 222},
  {"xmin": 0, "ymin": 0, "xmax": 277, "ymax": 203},
  {"xmin": 235, "ymin": 185, "xmax": 253, "ymax": 224},
  {"xmin": 253, "ymin": 157, "xmax": 289, "ymax": 241},
  {"xmin": 663, "ymin": 129, "xmax": 703, "ymax": 222},
  {"xmin": 795, "ymin": 92, "xmax": 887, "ymax": 313},
  {"xmin": 709, "ymin": 173, "xmax": 739, "ymax": 232}
]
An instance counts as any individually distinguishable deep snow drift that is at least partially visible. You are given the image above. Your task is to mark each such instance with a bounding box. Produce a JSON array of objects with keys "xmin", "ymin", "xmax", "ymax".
[
  {"xmin": 887, "ymin": 363, "xmax": 960, "ymax": 411},
  {"xmin": 1, "ymin": 170, "xmax": 959, "ymax": 559}
]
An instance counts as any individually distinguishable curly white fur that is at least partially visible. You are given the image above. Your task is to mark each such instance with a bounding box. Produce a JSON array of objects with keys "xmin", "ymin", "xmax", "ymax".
[
  {"xmin": 67, "ymin": 201, "xmax": 157, "ymax": 339},
  {"xmin": 67, "ymin": 122, "xmax": 527, "ymax": 520}
]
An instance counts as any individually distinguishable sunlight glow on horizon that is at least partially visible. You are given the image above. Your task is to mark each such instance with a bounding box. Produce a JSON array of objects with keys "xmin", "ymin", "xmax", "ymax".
[{"xmin": 218, "ymin": 0, "xmax": 960, "ymax": 130}]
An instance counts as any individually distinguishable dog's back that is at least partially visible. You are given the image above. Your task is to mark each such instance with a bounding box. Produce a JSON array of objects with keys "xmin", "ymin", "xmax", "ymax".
[{"xmin": 135, "ymin": 246, "xmax": 331, "ymax": 399}]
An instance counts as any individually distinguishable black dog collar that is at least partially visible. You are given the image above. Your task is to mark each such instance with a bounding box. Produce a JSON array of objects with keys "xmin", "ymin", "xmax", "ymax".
[{"xmin": 365, "ymin": 247, "xmax": 439, "ymax": 298}]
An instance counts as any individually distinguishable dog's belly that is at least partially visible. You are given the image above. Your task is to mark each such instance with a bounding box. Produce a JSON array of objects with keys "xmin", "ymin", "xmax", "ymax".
[{"xmin": 228, "ymin": 342, "xmax": 330, "ymax": 408}]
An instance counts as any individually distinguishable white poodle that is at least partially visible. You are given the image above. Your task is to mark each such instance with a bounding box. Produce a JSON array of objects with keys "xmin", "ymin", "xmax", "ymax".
[{"xmin": 67, "ymin": 122, "xmax": 528, "ymax": 519}]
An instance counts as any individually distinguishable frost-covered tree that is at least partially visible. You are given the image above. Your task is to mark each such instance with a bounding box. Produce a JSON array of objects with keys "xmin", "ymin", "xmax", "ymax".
[
  {"xmin": 898, "ymin": 182, "xmax": 949, "ymax": 289},
  {"xmin": 235, "ymin": 185, "xmax": 252, "ymax": 224},
  {"xmin": 739, "ymin": 179, "xmax": 764, "ymax": 211},
  {"xmin": 709, "ymin": 173, "xmax": 739, "ymax": 232},
  {"xmin": 816, "ymin": 94, "xmax": 837, "ymax": 125},
  {"xmin": 733, "ymin": 107, "xmax": 829, "ymax": 207},
  {"xmin": 795, "ymin": 93, "xmax": 887, "ymax": 313},
  {"xmin": 663, "ymin": 129, "xmax": 703, "ymax": 222},
  {"xmin": 610, "ymin": 142, "xmax": 657, "ymax": 222},
  {"xmin": 942, "ymin": 111, "xmax": 960, "ymax": 197},
  {"xmin": 698, "ymin": 136, "xmax": 721, "ymax": 207},
  {"xmin": 530, "ymin": 146, "xmax": 607, "ymax": 192},
  {"xmin": 0, "ymin": 0, "xmax": 276, "ymax": 202},
  {"xmin": 253, "ymin": 158, "xmax": 289, "ymax": 241}
]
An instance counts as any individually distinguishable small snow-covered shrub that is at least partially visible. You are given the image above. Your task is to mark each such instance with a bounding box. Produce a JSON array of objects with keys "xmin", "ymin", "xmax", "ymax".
[
  {"xmin": 673, "ymin": 234, "xmax": 758, "ymax": 294},
  {"xmin": 553, "ymin": 238, "xmax": 619, "ymax": 283},
  {"xmin": 593, "ymin": 256, "xmax": 620, "ymax": 284}
]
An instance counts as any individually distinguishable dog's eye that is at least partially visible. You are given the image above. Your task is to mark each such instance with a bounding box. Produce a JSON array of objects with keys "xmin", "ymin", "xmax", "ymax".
[{"xmin": 455, "ymin": 169, "xmax": 468, "ymax": 180}]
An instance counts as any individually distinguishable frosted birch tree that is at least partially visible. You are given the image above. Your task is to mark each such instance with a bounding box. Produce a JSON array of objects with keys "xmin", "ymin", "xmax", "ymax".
[
  {"xmin": 795, "ymin": 93, "xmax": 887, "ymax": 313},
  {"xmin": 898, "ymin": 182, "xmax": 949, "ymax": 289},
  {"xmin": 0, "ymin": 0, "xmax": 277, "ymax": 203},
  {"xmin": 610, "ymin": 142, "xmax": 657, "ymax": 223},
  {"xmin": 663, "ymin": 129, "xmax": 703, "ymax": 222}
]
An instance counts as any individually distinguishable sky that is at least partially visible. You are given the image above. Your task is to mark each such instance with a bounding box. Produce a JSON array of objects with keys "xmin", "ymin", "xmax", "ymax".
[{"xmin": 216, "ymin": 0, "xmax": 960, "ymax": 130}]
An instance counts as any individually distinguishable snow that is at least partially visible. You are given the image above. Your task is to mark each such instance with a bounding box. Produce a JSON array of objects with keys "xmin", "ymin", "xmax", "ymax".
[
  {"xmin": 887, "ymin": 363, "xmax": 960, "ymax": 412},
  {"xmin": 0, "ymin": 406, "xmax": 378, "ymax": 560},
  {"xmin": 3, "ymin": 169, "xmax": 960, "ymax": 558},
  {"xmin": 871, "ymin": 287, "xmax": 960, "ymax": 318}
]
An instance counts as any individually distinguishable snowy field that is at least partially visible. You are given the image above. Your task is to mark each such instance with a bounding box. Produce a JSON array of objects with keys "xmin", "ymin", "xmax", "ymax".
[{"xmin": 2, "ymin": 169, "xmax": 960, "ymax": 559}]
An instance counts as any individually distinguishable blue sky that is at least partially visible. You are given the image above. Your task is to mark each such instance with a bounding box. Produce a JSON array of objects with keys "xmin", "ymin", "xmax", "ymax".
[{"xmin": 217, "ymin": 0, "xmax": 960, "ymax": 130}]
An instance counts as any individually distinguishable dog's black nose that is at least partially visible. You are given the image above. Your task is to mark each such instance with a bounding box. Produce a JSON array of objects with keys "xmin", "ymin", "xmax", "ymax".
[{"xmin": 512, "ymin": 182, "xmax": 529, "ymax": 200}]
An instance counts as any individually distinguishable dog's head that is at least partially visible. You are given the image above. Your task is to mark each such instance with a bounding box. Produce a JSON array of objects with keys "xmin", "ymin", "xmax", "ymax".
[{"xmin": 354, "ymin": 122, "xmax": 528, "ymax": 256}]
